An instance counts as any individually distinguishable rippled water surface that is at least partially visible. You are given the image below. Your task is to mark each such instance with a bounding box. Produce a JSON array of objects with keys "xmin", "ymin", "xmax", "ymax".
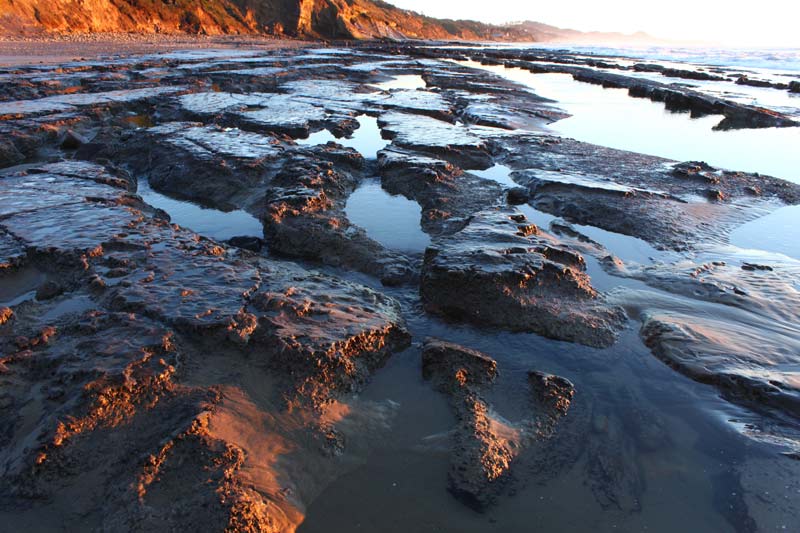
[{"xmin": 730, "ymin": 204, "xmax": 800, "ymax": 260}]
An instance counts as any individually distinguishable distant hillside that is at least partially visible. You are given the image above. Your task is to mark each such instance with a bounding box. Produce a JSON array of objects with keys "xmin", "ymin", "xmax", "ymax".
[
  {"xmin": 507, "ymin": 21, "xmax": 656, "ymax": 45},
  {"xmin": 0, "ymin": 0, "xmax": 652, "ymax": 42}
]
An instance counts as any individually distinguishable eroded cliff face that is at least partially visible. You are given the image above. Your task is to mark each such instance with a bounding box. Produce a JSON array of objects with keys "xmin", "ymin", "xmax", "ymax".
[
  {"xmin": 0, "ymin": 0, "xmax": 526, "ymax": 39},
  {"xmin": 0, "ymin": 0, "xmax": 279, "ymax": 36}
]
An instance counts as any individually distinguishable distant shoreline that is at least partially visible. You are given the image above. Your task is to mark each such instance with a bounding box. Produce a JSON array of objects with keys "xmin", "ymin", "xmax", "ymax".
[{"xmin": 0, "ymin": 34, "xmax": 311, "ymax": 67}]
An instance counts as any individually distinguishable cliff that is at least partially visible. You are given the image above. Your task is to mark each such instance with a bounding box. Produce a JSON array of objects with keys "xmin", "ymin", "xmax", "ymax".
[{"xmin": 0, "ymin": 0, "xmax": 593, "ymax": 41}]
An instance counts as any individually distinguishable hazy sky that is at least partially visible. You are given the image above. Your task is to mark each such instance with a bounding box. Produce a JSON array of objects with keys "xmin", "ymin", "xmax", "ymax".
[{"xmin": 387, "ymin": 0, "xmax": 799, "ymax": 47}]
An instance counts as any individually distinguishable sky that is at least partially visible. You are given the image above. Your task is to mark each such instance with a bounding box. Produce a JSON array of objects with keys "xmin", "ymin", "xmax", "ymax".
[{"xmin": 386, "ymin": 0, "xmax": 799, "ymax": 47}]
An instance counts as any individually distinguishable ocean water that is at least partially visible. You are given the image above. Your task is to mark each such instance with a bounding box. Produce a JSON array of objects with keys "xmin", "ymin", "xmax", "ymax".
[
  {"xmin": 456, "ymin": 42, "xmax": 800, "ymax": 73},
  {"xmin": 536, "ymin": 44, "xmax": 800, "ymax": 73}
]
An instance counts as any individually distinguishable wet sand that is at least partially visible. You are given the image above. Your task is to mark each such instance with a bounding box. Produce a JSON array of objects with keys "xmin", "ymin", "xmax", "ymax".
[{"xmin": 0, "ymin": 34, "xmax": 309, "ymax": 67}]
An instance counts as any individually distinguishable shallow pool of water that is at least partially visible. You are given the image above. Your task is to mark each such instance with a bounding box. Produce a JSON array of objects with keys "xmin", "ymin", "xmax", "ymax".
[
  {"xmin": 137, "ymin": 179, "xmax": 263, "ymax": 242},
  {"xmin": 462, "ymin": 61, "xmax": 800, "ymax": 183},
  {"xmin": 298, "ymin": 114, "xmax": 389, "ymax": 159},
  {"xmin": 40, "ymin": 295, "xmax": 95, "ymax": 322},
  {"xmin": 373, "ymin": 74, "xmax": 427, "ymax": 91},
  {"xmin": 298, "ymin": 287, "xmax": 764, "ymax": 533},
  {"xmin": 471, "ymin": 164, "xmax": 518, "ymax": 188},
  {"xmin": 518, "ymin": 204, "xmax": 667, "ymax": 266},
  {"xmin": 345, "ymin": 179, "xmax": 430, "ymax": 252},
  {"xmin": 0, "ymin": 266, "xmax": 44, "ymax": 307}
]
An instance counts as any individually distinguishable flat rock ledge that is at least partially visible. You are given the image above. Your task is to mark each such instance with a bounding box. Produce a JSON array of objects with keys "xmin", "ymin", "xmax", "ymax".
[
  {"xmin": 0, "ymin": 160, "xmax": 411, "ymax": 531},
  {"xmin": 421, "ymin": 208, "xmax": 627, "ymax": 347}
]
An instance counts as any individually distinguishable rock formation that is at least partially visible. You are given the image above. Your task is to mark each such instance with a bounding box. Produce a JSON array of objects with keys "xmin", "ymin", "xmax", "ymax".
[{"xmin": 0, "ymin": 0, "xmax": 647, "ymax": 41}]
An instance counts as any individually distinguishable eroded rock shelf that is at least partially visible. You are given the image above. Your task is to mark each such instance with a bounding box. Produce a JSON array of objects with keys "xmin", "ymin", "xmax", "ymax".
[{"xmin": 1, "ymin": 44, "xmax": 799, "ymax": 532}]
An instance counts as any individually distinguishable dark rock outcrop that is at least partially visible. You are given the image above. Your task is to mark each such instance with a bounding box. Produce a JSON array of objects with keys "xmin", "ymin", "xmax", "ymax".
[
  {"xmin": 421, "ymin": 208, "xmax": 626, "ymax": 347},
  {"xmin": 421, "ymin": 338, "xmax": 575, "ymax": 510},
  {"xmin": 263, "ymin": 145, "xmax": 415, "ymax": 284},
  {"xmin": 0, "ymin": 159, "xmax": 412, "ymax": 529}
]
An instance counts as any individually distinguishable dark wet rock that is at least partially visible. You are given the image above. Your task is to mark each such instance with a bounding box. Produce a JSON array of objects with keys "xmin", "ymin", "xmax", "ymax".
[
  {"xmin": 244, "ymin": 264, "xmax": 412, "ymax": 403},
  {"xmin": 661, "ymin": 68, "xmax": 726, "ymax": 82},
  {"xmin": 633, "ymin": 63, "xmax": 666, "ymax": 73},
  {"xmin": 736, "ymin": 76, "xmax": 788, "ymax": 89},
  {"xmin": 122, "ymin": 122, "xmax": 283, "ymax": 213},
  {"xmin": 375, "ymin": 89, "xmax": 455, "ymax": 121},
  {"xmin": 0, "ymin": 231, "xmax": 27, "ymax": 271},
  {"xmin": 668, "ymin": 161, "xmax": 800, "ymax": 203},
  {"xmin": 429, "ymin": 46, "xmax": 800, "ymax": 129},
  {"xmin": 264, "ymin": 146, "xmax": 415, "ymax": 284},
  {"xmin": 627, "ymin": 252, "xmax": 800, "ymax": 416},
  {"xmin": 790, "ymin": 81, "xmax": 800, "ymax": 93},
  {"xmin": 59, "ymin": 129, "xmax": 89, "ymax": 150},
  {"xmin": 575, "ymin": 69, "xmax": 796, "ymax": 129},
  {"xmin": 98, "ymin": 223, "xmax": 413, "ymax": 402},
  {"xmin": 421, "ymin": 338, "xmax": 578, "ymax": 511},
  {"xmin": 446, "ymin": 392, "xmax": 521, "ymax": 511},
  {"xmin": 528, "ymin": 371, "xmax": 575, "ymax": 419},
  {"xmin": 0, "ymin": 311, "xmax": 301, "ymax": 532},
  {"xmin": 422, "ymin": 338, "xmax": 498, "ymax": 392},
  {"xmin": 460, "ymin": 101, "xmax": 517, "ymax": 129},
  {"xmin": 0, "ymin": 311, "xmax": 192, "ymax": 477},
  {"xmin": 0, "ymin": 86, "xmax": 186, "ymax": 119},
  {"xmin": 430, "ymin": 64, "xmax": 569, "ymax": 128},
  {"xmin": 378, "ymin": 111, "xmax": 495, "ymax": 169},
  {"xmin": 378, "ymin": 147, "xmax": 504, "ymax": 235},
  {"xmin": 421, "ymin": 207, "xmax": 626, "ymax": 347},
  {"xmin": 0, "ymin": 139, "xmax": 25, "ymax": 167},
  {"xmin": 178, "ymin": 91, "xmax": 328, "ymax": 138},
  {"xmin": 0, "ymin": 307, "xmax": 13, "ymax": 326},
  {"xmin": 35, "ymin": 281, "xmax": 63, "ymax": 301},
  {"xmin": 1, "ymin": 43, "xmax": 799, "ymax": 531},
  {"xmin": 504, "ymin": 138, "xmax": 800, "ymax": 251},
  {"xmin": 741, "ymin": 263, "xmax": 773, "ymax": 272},
  {"xmin": 506, "ymin": 186, "xmax": 530, "ymax": 205},
  {"xmin": 444, "ymin": 48, "xmax": 799, "ymax": 130},
  {"xmin": 672, "ymin": 160, "xmax": 718, "ymax": 182},
  {"xmin": 73, "ymin": 141, "xmax": 108, "ymax": 160},
  {"xmin": 0, "ymin": 152, "xmax": 414, "ymax": 530},
  {"xmin": 706, "ymin": 188, "xmax": 727, "ymax": 202},
  {"xmin": 421, "ymin": 339, "xmax": 512, "ymax": 510},
  {"xmin": 0, "ymin": 113, "xmax": 89, "ymax": 168},
  {"xmin": 1, "ymin": 160, "xmax": 411, "ymax": 406},
  {"xmin": 617, "ymin": 252, "xmax": 800, "ymax": 324},
  {"xmin": 226, "ymin": 236, "xmax": 265, "ymax": 252}
]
